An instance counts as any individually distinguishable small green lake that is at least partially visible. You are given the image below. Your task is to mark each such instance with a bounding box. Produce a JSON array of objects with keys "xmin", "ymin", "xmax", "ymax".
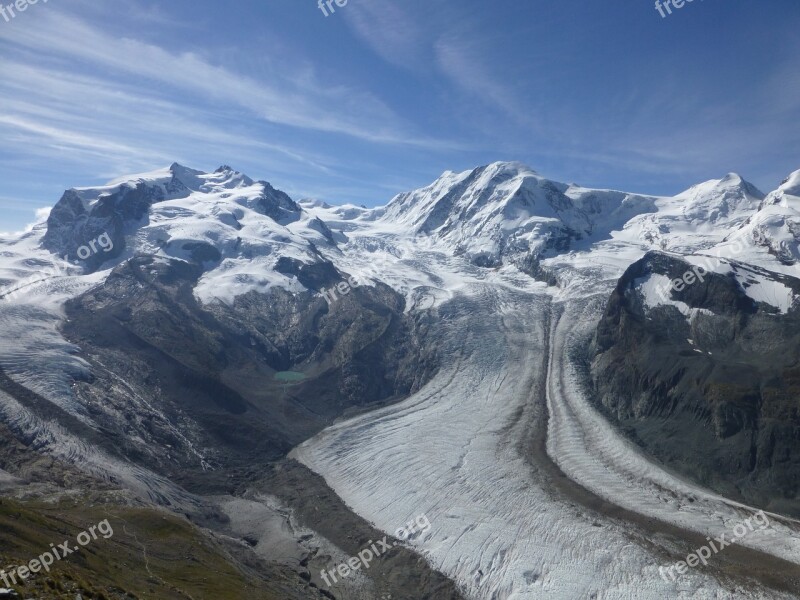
[{"xmin": 274, "ymin": 371, "xmax": 307, "ymax": 383}]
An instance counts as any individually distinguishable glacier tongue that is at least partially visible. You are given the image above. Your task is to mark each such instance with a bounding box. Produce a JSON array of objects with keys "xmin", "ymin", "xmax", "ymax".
[{"xmin": 292, "ymin": 276, "xmax": 799, "ymax": 599}]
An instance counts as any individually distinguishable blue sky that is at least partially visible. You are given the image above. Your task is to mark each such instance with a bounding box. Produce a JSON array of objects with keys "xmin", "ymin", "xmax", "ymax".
[{"xmin": 0, "ymin": 0, "xmax": 798, "ymax": 230}]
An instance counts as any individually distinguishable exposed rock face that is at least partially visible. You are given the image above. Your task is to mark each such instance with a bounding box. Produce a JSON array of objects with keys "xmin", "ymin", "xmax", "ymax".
[
  {"xmin": 591, "ymin": 251, "xmax": 800, "ymax": 515},
  {"xmin": 59, "ymin": 255, "xmax": 438, "ymax": 491},
  {"xmin": 256, "ymin": 180, "xmax": 303, "ymax": 224},
  {"xmin": 43, "ymin": 184, "xmax": 148, "ymax": 269},
  {"xmin": 41, "ymin": 165, "xmax": 192, "ymax": 270}
]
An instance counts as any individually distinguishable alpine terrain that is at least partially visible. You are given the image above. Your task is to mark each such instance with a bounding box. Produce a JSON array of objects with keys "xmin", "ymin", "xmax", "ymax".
[{"xmin": 1, "ymin": 161, "xmax": 800, "ymax": 599}]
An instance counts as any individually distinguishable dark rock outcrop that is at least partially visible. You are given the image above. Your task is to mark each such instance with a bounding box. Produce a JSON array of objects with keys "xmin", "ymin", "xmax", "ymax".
[
  {"xmin": 41, "ymin": 166, "xmax": 191, "ymax": 271},
  {"xmin": 591, "ymin": 251, "xmax": 800, "ymax": 515}
]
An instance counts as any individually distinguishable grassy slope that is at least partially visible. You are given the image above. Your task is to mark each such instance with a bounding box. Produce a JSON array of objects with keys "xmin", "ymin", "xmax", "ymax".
[{"xmin": 0, "ymin": 496, "xmax": 281, "ymax": 600}]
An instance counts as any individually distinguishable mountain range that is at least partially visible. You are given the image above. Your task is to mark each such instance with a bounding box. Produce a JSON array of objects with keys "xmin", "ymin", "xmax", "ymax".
[{"xmin": 1, "ymin": 161, "xmax": 799, "ymax": 599}]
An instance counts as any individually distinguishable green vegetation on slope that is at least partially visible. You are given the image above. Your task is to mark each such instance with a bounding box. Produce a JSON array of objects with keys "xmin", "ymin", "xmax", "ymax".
[{"xmin": 0, "ymin": 496, "xmax": 277, "ymax": 600}]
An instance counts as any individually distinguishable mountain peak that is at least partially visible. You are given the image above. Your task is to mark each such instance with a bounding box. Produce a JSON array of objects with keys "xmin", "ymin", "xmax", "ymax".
[
  {"xmin": 778, "ymin": 168, "xmax": 800, "ymax": 196},
  {"xmin": 674, "ymin": 173, "xmax": 764, "ymax": 221},
  {"xmin": 758, "ymin": 168, "xmax": 800, "ymax": 209},
  {"xmin": 677, "ymin": 172, "xmax": 762, "ymax": 198},
  {"xmin": 482, "ymin": 160, "xmax": 539, "ymax": 177},
  {"xmin": 721, "ymin": 172, "xmax": 744, "ymax": 184},
  {"xmin": 385, "ymin": 161, "xmax": 546, "ymax": 228}
]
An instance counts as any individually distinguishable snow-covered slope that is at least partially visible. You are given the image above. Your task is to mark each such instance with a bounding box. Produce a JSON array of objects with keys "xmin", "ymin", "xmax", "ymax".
[
  {"xmin": 618, "ymin": 169, "xmax": 800, "ymax": 316},
  {"xmin": 21, "ymin": 160, "xmax": 780, "ymax": 313},
  {"xmin": 610, "ymin": 172, "xmax": 764, "ymax": 252},
  {"xmin": 377, "ymin": 161, "xmax": 659, "ymax": 268},
  {"xmin": 39, "ymin": 163, "xmax": 343, "ymax": 305},
  {"xmin": 713, "ymin": 168, "xmax": 800, "ymax": 270}
]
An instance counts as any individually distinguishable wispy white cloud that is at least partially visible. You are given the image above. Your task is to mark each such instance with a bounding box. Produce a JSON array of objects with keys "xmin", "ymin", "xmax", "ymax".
[
  {"xmin": 344, "ymin": 0, "xmax": 430, "ymax": 69},
  {"xmin": 0, "ymin": 11, "xmax": 442, "ymax": 146},
  {"xmin": 0, "ymin": 56, "xmax": 353, "ymax": 178},
  {"xmin": 434, "ymin": 34, "xmax": 540, "ymax": 131},
  {"xmin": 0, "ymin": 115, "xmax": 161, "ymax": 159},
  {"xmin": 0, "ymin": 0, "xmax": 796, "ymax": 230},
  {"xmin": 342, "ymin": 2, "xmax": 541, "ymax": 137},
  {"xmin": 338, "ymin": 2, "xmax": 798, "ymax": 190}
]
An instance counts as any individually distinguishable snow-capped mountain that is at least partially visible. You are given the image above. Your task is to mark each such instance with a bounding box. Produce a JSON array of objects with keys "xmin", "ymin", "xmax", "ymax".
[
  {"xmin": 611, "ymin": 172, "xmax": 765, "ymax": 252},
  {"xmin": 39, "ymin": 163, "xmax": 341, "ymax": 304},
  {"xmin": 619, "ymin": 169, "xmax": 800, "ymax": 318},
  {"xmin": 720, "ymin": 168, "xmax": 800, "ymax": 269},
  {"xmin": 586, "ymin": 169, "xmax": 800, "ymax": 546},
  {"xmin": 2, "ymin": 161, "xmax": 800, "ymax": 599},
  {"xmin": 378, "ymin": 161, "xmax": 659, "ymax": 268},
  {"xmin": 31, "ymin": 160, "xmax": 791, "ymax": 309}
]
